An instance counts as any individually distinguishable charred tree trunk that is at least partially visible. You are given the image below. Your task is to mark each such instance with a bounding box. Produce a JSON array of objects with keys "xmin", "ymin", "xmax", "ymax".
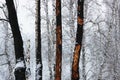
[
  {"xmin": 55, "ymin": 0, "xmax": 62, "ymax": 80},
  {"xmin": 71, "ymin": 0, "xmax": 84, "ymax": 80},
  {"xmin": 35, "ymin": 0, "xmax": 42, "ymax": 80},
  {"xmin": 5, "ymin": 0, "xmax": 26, "ymax": 80}
]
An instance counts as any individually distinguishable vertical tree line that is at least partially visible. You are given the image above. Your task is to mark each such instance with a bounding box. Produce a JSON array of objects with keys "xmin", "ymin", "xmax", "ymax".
[
  {"xmin": 55, "ymin": 0, "xmax": 62, "ymax": 80},
  {"xmin": 35, "ymin": 0, "xmax": 42, "ymax": 80},
  {"xmin": 5, "ymin": 0, "xmax": 26, "ymax": 80},
  {"xmin": 42, "ymin": 0, "xmax": 54, "ymax": 79},
  {"xmin": 71, "ymin": 0, "xmax": 84, "ymax": 80}
]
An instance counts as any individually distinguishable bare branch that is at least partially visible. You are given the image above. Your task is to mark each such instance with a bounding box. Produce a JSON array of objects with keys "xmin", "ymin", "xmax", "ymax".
[{"xmin": 0, "ymin": 18, "xmax": 9, "ymax": 22}]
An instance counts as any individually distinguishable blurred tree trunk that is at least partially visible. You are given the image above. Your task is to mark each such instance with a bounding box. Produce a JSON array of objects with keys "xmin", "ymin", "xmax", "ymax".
[
  {"xmin": 5, "ymin": 0, "xmax": 26, "ymax": 80},
  {"xmin": 35, "ymin": 0, "xmax": 42, "ymax": 80},
  {"xmin": 69, "ymin": 0, "xmax": 75, "ymax": 50},
  {"xmin": 26, "ymin": 40, "xmax": 31, "ymax": 80},
  {"xmin": 69, "ymin": 0, "xmax": 75, "ymax": 78},
  {"xmin": 43, "ymin": 0, "xmax": 53, "ymax": 80},
  {"xmin": 51, "ymin": 0, "xmax": 56, "ymax": 79},
  {"xmin": 55, "ymin": 0, "xmax": 62, "ymax": 80},
  {"xmin": 71, "ymin": 0, "xmax": 84, "ymax": 80},
  {"xmin": 82, "ymin": 46, "xmax": 86, "ymax": 80}
]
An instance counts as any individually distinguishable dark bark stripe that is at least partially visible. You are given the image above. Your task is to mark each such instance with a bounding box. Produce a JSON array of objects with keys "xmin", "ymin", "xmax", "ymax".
[
  {"xmin": 5, "ymin": 0, "xmax": 26, "ymax": 80},
  {"xmin": 72, "ymin": 44, "xmax": 81, "ymax": 80},
  {"xmin": 5, "ymin": 0, "xmax": 24, "ymax": 60},
  {"xmin": 55, "ymin": 0, "xmax": 62, "ymax": 80},
  {"xmin": 35, "ymin": 0, "xmax": 42, "ymax": 80},
  {"xmin": 71, "ymin": 0, "xmax": 84, "ymax": 80}
]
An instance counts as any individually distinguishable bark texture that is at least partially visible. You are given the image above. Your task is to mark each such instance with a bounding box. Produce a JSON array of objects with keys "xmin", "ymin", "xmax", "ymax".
[
  {"xmin": 35, "ymin": 0, "xmax": 42, "ymax": 80},
  {"xmin": 71, "ymin": 0, "xmax": 84, "ymax": 80},
  {"xmin": 5, "ymin": 0, "xmax": 26, "ymax": 80},
  {"xmin": 55, "ymin": 0, "xmax": 62, "ymax": 80},
  {"xmin": 43, "ymin": 0, "xmax": 53, "ymax": 79}
]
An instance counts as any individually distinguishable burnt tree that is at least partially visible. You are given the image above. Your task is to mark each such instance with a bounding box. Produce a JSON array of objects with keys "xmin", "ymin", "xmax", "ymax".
[
  {"xmin": 55, "ymin": 0, "xmax": 62, "ymax": 80},
  {"xmin": 5, "ymin": 0, "xmax": 26, "ymax": 80},
  {"xmin": 35, "ymin": 0, "xmax": 42, "ymax": 80},
  {"xmin": 71, "ymin": 0, "xmax": 84, "ymax": 80}
]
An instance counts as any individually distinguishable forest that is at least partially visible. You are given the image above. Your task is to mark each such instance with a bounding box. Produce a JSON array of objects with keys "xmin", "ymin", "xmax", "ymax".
[{"xmin": 0, "ymin": 0, "xmax": 120, "ymax": 80}]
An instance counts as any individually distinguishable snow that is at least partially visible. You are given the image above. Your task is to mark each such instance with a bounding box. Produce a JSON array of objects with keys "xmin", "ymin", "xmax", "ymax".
[
  {"xmin": 14, "ymin": 61, "xmax": 25, "ymax": 69},
  {"xmin": 0, "ymin": 65, "xmax": 10, "ymax": 80},
  {"xmin": 36, "ymin": 64, "xmax": 42, "ymax": 69},
  {"xmin": 36, "ymin": 75, "xmax": 41, "ymax": 80}
]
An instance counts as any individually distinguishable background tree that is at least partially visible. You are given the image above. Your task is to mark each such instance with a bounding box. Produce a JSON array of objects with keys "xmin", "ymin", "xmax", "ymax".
[
  {"xmin": 42, "ymin": 0, "xmax": 56, "ymax": 80},
  {"xmin": 25, "ymin": 39, "xmax": 31, "ymax": 80},
  {"xmin": 0, "ymin": 4, "xmax": 15, "ymax": 80},
  {"xmin": 35, "ymin": 0, "xmax": 42, "ymax": 80}
]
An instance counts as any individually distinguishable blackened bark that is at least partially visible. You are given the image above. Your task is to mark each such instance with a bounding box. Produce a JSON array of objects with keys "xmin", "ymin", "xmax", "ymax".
[
  {"xmin": 35, "ymin": 0, "xmax": 42, "ymax": 80},
  {"xmin": 5, "ymin": 0, "xmax": 26, "ymax": 80},
  {"xmin": 55, "ymin": 0, "xmax": 62, "ymax": 80},
  {"xmin": 71, "ymin": 0, "xmax": 84, "ymax": 80}
]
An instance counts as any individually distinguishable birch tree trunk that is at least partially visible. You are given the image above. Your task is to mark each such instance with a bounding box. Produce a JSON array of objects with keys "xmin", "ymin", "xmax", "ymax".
[
  {"xmin": 35, "ymin": 0, "xmax": 42, "ymax": 80},
  {"xmin": 71, "ymin": 0, "xmax": 84, "ymax": 80}
]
